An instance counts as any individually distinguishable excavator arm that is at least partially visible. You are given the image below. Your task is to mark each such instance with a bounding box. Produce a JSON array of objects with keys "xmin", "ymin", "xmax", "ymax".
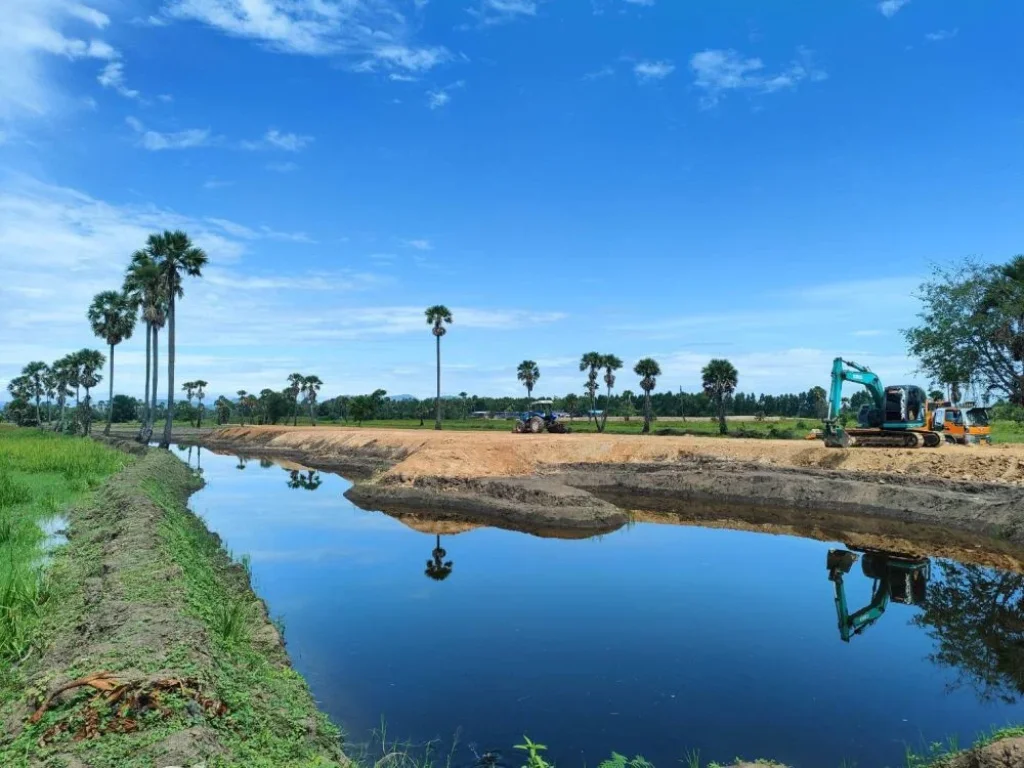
[{"xmin": 824, "ymin": 358, "xmax": 885, "ymax": 447}]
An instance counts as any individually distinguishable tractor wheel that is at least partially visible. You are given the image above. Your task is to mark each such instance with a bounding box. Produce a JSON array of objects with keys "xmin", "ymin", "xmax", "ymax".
[
  {"xmin": 528, "ymin": 416, "xmax": 544, "ymax": 434},
  {"xmin": 547, "ymin": 422, "xmax": 569, "ymax": 434},
  {"xmin": 944, "ymin": 434, "xmax": 958, "ymax": 445},
  {"xmin": 513, "ymin": 420, "xmax": 526, "ymax": 434}
]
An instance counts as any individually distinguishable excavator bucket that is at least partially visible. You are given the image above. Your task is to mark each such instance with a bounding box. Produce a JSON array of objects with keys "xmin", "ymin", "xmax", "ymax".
[{"xmin": 827, "ymin": 549, "xmax": 858, "ymax": 579}]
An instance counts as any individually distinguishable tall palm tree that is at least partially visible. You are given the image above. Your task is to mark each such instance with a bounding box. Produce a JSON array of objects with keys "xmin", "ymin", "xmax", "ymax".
[
  {"xmin": 236, "ymin": 390, "xmax": 248, "ymax": 426},
  {"xmin": 599, "ymin": 354, "xmax": 623, "ymax": 433},
  {"xmin": 287, "ymin": 373, "xmax": 305, "ymax": 426},
  {"xmin": 194, "ymin": 380, "xmax": 208, "ymax": 428},
  {"xmin": 51, "ymin": 355, "xmax": 75, "ymax": 431},
  {"xmin": 634, "ymin": 358, "xmax": 662, "ymax": 435},
  {"xmin": 580, "ymin": 352, "xmax": 602, "ymax": 422},
  {"xmin": 21, "ymin": 361, "xmax": 49, "ymax": 427},
  {"xmin": 215, "ymin": 395, "xmax": 233, "ymax": 425},
  {"xmin": 76, "ymin": 349, "xmax": 106, "ymax": 436},
  {"xmin": 702, "ymin": 359, "xmax": 739, "ymax": 435},
  {"xmin": 425, "ymin": 535, "xmax": 454, "ymax": 582},
  {"xmin": 517, "ymin": 361, "xmax": 540, "ymax": 400},
  {"xmin": 425, "ymin": 305, "xmax": 453, "ymax": 430},
  {"xmin": 147, "ymin": 230, "xmax": 208, "ymax": 448},
  {"xmin": 303, "ymin": 375, "xmax": 323, "ymax": 426},
  {"xmin": 88, "ymin": 291, "xmax": 137, "ymax": 436},
  {"xmin": 42, "ymin": 367, "xmax": 57, "ymax": 424},
  {"xmin": 124, "ymin": 253, "xmax": 167, "ymax": 441}
]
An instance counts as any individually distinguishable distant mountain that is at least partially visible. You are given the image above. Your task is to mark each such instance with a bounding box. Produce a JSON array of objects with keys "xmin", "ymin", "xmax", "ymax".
[{"xmin": 388, "ymin": 394, "xmax": 416, "ymax": 402}]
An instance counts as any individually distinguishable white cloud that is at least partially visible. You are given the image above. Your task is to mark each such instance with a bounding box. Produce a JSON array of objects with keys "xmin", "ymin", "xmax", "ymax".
[
  {"xmin": 427, "ymin": 90, "xmax": 450, "ymax": 109},
  {"xmin": 633, "ymin": 60, "xmax": 674, "ymax": 82},
  {"xmin": 624, "ymin": 0, "xmax": 654, "ymax": 5},
  {"xmin": 163, "ymin": 0, "xmax": 451, "ymax": 74},
  {"xmin": 126, "ymin": 116, "xmax": 212, "ymax": 150},
  {"xmin": 241, "ymin": 129, "xmax": 314, "ymax": 152},
  {"xmin": 925, "ymin": 28, "xmax": 958, "ymax": 42},
  {"xmin": 203, "ymin": 178, "xmax": 234, "ymax": 189},
  {"xmin": 158, "ymin": 93, "xmax": 174, "ymax": 102},
  {"xmin": 466, "ymin": 0, "xmax": 538, "ymax": 26},
  {"xmin": 97, "ymin": 61, "xmax": 140, "ymax": 99},
  {"xmin": 583, "ymin": 65, "xmax": 615, "ymax": 81},
  {"xmin": 267, "ymin": 161, "xmax": 299, "ymax": 172},
  {"xmin": 426, "ymin": 80, "xmax": 464, "ymax": 110},
  {"xmin": 0, "ymin": 0, "xmax": 118, "ymax": 121},
  {"xmin": 690, "ymin": 47, "xmax": 826, "ymax": 108},
  {"xmin": 204, "ymin": 217, "xmax": 316, "ymax": 243},
  {"xmin": 403, "ymin": 238, "xmax": 433, "ymax": 250},
  {"xmin": 878, "ymin": 0, "xmax": 910, "ymax": 18}
]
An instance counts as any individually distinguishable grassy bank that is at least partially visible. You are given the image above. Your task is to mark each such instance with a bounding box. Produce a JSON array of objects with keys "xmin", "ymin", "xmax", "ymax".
[
  {"xmin": 0, "ymin": 428, "xmax": 131, "ymax": 663},
  {"xmin": 0, "ymin": 435, "xmax": 343, "ymax": 767}
]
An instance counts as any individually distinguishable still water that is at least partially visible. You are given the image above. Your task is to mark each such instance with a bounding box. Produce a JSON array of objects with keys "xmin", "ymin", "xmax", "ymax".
[{"xmin": 179, "ymin": 446, "xmax": 1024, "ymax": 768}]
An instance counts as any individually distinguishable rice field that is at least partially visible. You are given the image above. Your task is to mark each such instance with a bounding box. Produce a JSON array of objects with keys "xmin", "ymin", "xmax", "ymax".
[{"xmin": 0, "ymin": 428, "xmax": 131, "ymax": 661}]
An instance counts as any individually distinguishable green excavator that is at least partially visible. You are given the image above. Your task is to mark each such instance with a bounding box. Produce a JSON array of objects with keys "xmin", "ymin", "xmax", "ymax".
[
  {"xmin": 822, "ymin": 357, "xmax": 941, "ymax": 448},
  {"xmin": 826, "ymin": 547, "xmax": 931, "ymax": 642}
]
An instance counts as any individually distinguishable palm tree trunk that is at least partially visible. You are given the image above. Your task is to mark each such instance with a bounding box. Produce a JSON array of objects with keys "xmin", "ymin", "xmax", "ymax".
[
  {"xmin": 197, "ymin": 403, "xmax": 203, "ymax": 429},
  {"xmin": 718, "ymin": 401, "xmax": 727, "ymax": 435},
  {"xmin": 35, "ymin": 396, "xmax": 41, "ymax": 428},
  {"xmin": 162, "ymin": 296, "xmax": 175, "ymax": 449},
  {"xmin": 104, "ymin": 343, "xmax": 115, "ymax": 436},
  {"xmin": 600, "ymin": 386, "xmax": 611, "ymax": 434},
  {"xmin": 643, "ymin": 391, "xmax": 652, "ymax": 435},
  {"xmin": 140, "ymin": 321, "xmax": 151, "ymax": 439},
  {"xmin": 434, "ymin": 334, "xmax": 442, "ymax": 430},
  {"xmin": 309, "ymin": 397, "xmax": 317, "ymax": 427},
  {"xmin": 84, "ymin": 388, "xmax": 91, "ymax": 435},
  {"xmin": 151, "ymin": 326, "xmax": 159, "ymax": 431}
]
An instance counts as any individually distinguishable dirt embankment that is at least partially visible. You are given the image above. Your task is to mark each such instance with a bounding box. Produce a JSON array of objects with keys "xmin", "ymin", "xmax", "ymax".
[
  {"xmin": 197, "ymin": 426, "xmax": 1024, "ymax": 557},
  {"xmin": 0, "ymin": 448, "xmax": 345, "ymax": 768}
]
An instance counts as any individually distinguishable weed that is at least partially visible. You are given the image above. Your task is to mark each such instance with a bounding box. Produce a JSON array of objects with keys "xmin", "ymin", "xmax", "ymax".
[
  {"xmin": 516, "ymin": 736, "xmax": 553, "ymax": 768},
  {"xmin": 211, "ymin": 596, "xmax": 253, "ymax": 644}
]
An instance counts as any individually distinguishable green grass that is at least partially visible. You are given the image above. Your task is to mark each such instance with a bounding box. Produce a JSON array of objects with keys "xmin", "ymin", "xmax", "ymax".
[
  {"xmin": 991, "ymin": 419, "xmax": 1024, "ymax": 444},
  {"xmin": 0, "ymin": 429, "xmax": 130, "ymax": 662}
]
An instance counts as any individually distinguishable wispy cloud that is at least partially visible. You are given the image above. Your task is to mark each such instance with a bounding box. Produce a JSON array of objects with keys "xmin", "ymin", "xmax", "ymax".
[
  {"xmin": 690, "ymin": 47, "xmax": 826, "ymax": 108},
  {"xmin": 126, "ymin": 116, "xmax": 212, "ymax": 150},
  {"xmin": 465, "ymin": 0, "xmax": 538, "ymax": 27},
  {"xmin": 202, "ymin": 178, "xmax": 234, "ymax": 189},
  {"xmin": 204, "ymin": 217, "xmax": 316, "ymax": 243},
  {"xmin": 878, "ymin": 0, "xmax": 910, "ymax": 18},
  {"xmin": 267, "ymin": 161, "xmax": 299, "ymax": 173},
  {"xmin": 633, "ymin": 60, "xmax": 675, "ymax": 82},
  {"xmin": 925, "ymin": 28, "xmax": 958, "ymax": 42},
  {"xmin": 241, "ymin": 129, "xmax": 313, "ymax": 152},
  {"xmin": 402, "ymin": 238, "xmax": 433, "ymax": 250},
  {"xmin": 1, "ymin": 0, "xmax": 118, "ymax": 121},
  {"xmin": 583, "ymin": 65, "xmax": 615, "ymax": 81},
  {"xmin": 624, "ymin": 0, "xmax": 654, "ymax": 5},
  {"xmin": 163, "ymin": 0, "xmax": 451, "ymax": 75},
  {"xmin": 97, "ymin": 61, "xmax": 140, "ymax": 99},
  {"xmin": 426, "ymin": 80, "xmax": 464, "ymax": 110}
]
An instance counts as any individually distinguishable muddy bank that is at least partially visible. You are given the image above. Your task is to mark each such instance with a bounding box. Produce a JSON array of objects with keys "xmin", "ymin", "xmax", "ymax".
[
  {"xmin": 345, "ymin": 475, "xmax": 628, "ymax": 538},
  {"xmin": 0, "ymin": 447, "xmax": 345, "ymax": 767}
]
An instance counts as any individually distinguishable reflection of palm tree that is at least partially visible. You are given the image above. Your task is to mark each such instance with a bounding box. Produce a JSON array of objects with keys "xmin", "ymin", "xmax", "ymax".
[
  {"xmin": 425, "ymin": 534, "xmax": 454, "ymax": 581},
  {"xmin": 236, "ymin": 456, "xmax": 247, "ymax": 470},
  {"xmin": 286, "ymin": 469, "xmax": 322, "ymax": 491},
  {"xmin": 259, "ymin": 458, "xmax": 274, "ymax": 468}
]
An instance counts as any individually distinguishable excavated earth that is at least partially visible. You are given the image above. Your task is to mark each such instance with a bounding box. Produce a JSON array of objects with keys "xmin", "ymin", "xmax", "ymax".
[{"xmin": 197, "ymin": 426, "xmax": 1024, "ymax": 566}]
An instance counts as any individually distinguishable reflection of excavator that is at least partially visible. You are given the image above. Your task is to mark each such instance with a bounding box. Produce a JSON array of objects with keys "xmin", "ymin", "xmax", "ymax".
[
  {"xmin": 823, "ymin": 357, "xmax": 941, "ymax": 448},
  {"xmin": 826, "ymin": 548, "xmax": 931, "ymax": 642}
]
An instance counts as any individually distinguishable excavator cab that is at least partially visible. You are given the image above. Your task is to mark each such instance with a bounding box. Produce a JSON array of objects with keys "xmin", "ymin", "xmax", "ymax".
[{"xmin": 826, "ymin": 548, "xmax": 930, "ymax": 642}]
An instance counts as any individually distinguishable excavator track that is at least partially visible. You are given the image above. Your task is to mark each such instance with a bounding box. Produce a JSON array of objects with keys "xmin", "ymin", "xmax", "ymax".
[{"xmin": 845, "ymin": 429, "xmax": 941, "ymax": 448}]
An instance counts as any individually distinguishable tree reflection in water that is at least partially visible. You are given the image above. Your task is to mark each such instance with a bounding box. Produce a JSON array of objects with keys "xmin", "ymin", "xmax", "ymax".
[
  {"xmin": 914, "ymin": 560, "xmax": 1024, "ymax": 704},
  {"xmin": 286, "ymin": 469, "xmax": 322, "ymax": 491},
  {"xmin": 425, "ymin": 534, "xmax": 453, "ymax": 581}
]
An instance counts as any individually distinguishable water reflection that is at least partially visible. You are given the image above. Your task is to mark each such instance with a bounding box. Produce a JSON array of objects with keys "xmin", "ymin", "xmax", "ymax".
[
  {"xmin": 826, "ymin": 547, "xmax": 930, "ymax": 642},
  {"xmin": 425, "ymin": 534, "xmax": 454, "ymax": 581},
  {"xmin": 914, "ymin": 561, "xmax": 1024, "ymax": 704},
  {"xmin": 287, "ymin": 469, "xmax": 323, "ymax": 491}
]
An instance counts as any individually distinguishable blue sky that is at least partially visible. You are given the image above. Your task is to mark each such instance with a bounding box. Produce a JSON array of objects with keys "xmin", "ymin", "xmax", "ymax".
[{"xmin": 1, "ymin": 0, "xmax": 1022, "ymax": 400}]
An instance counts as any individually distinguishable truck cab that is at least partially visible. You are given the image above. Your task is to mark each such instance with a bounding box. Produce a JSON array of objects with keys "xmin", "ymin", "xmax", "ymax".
[{"xmin": 930, "ymin": 405, "xmax": 992, "ymax": 445}]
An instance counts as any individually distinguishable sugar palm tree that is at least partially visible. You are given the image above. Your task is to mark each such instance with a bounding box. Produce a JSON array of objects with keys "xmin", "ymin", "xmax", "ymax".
[
  {"xmin": 181, "ymin": 381, "xmax": 196, "ymax": 424},
  {"xmin": 194, "ymin": 380, "xmax": 208, "ymax": 428},
  {"xmin": 563, "ymin": 393, "xmax": 579, "ymax": 421},
  {"xmin": 425, "ymin": 305, "xmax": 453, "ymax": 430},
  {"xmin": 76, "ymin": 349, "xmax": 106, "ymax": 435},
  {"xmin": 702, "ymin": 359, "xmax": 739, "ymax": 435},
  {"xmin": 425, "ymin": 535, "xmax": 453, "ymax": 582},
  {"xmin": 634, "ymin": 358, "xmax": 662, "ymax": 435},
  {"xmin": 287, "ymin": 373, "xmax": 305, "ymax": 426},
  {"xmin": 303, "ymin": 375, "xmax": 323, "ymax": 426},
  {"xmin": 88, "ymin": 290, "xmax": 137, "ymax": 436},
  {"xmin": 579, "ymin": 352, "xmax": 602, "ymax": 422},
  {"xmin": 517, "ymin": 361, "xmax": 540, "ymax": 399},
  {"xmin": 599, "ymin": 354, "xmax": 623, "ymax": 433},
  {"xmin": 146, "ymin": 230, "xmax": 208, "ymax": 448},
  {"xmin": 20, "ymin": 361, "xmax": 49, "ymax": 428},
  {"xmin": 51, "ymin": 355, "xmax": 75, "ymax": 430},
  {"xmin": 124, "ymin": 252, "xmax": 167, "ymax": 440},
  {"xmin": 236, "ymin": 390, "xmax": 248, "ymax": 426}
]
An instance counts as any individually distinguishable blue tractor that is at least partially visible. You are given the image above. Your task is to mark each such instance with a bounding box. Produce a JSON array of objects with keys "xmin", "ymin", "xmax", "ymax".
[{"xmin": 513, "ymin": 400, "xmax": 571, "ymax": 434}]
